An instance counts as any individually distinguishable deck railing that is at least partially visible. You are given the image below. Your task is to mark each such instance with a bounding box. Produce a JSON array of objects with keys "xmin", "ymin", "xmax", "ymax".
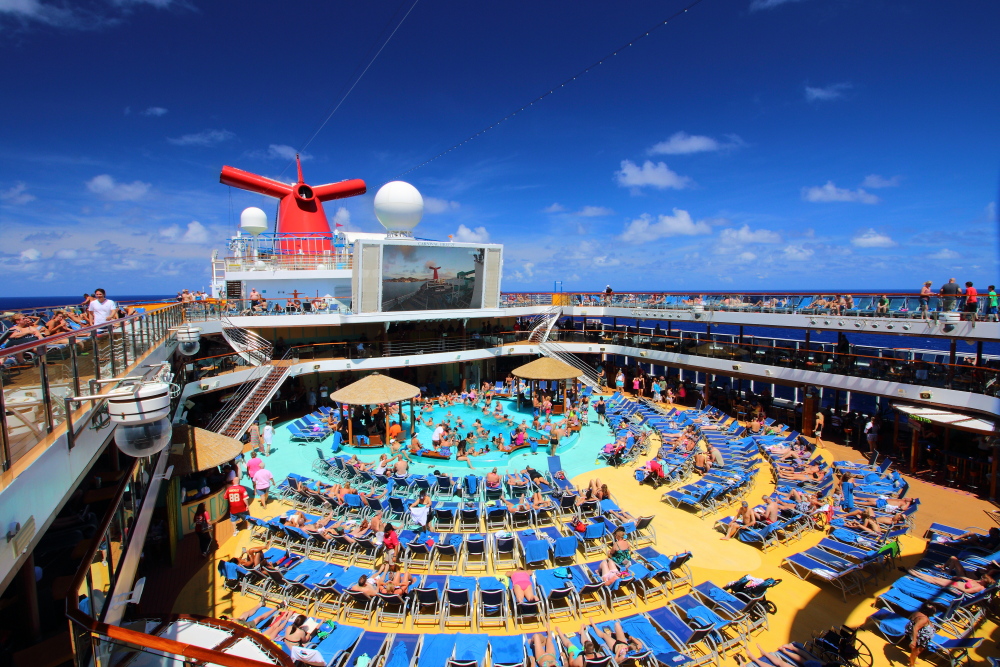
[
  {"xmin": 0, "ymin": 303, "xmax": 184, "ymax": 473},
  {"xmin": 500, "ymin": 291, "xmax": 993, "ymax": 319}
]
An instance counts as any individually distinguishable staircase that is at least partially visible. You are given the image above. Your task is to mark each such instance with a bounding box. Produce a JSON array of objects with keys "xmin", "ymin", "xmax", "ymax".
[
  {"xmin": 528, "ymin": 306, "xmax": 562, "ymax": 343},
  {"xmin": 220, "ymin": 315, "xmax": 272, "ymax": 366},
  {"xmin": 211, "ymin": 363, "xmax": 290, "ymax": 439},
  {"xmin": 210, "ymin": 317, "xmax": 286, "ymax": 438},
  {"xmin": 539, "ymin": 339, "xmax": 601, "ymax": 388}
]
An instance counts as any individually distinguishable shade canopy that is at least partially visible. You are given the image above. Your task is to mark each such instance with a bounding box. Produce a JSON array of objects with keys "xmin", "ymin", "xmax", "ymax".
[
  {"xmin": 894, "ymin": 404, "xmax": 996, "ymax": 435},
  {"xmin": 329, "ymin": 372, "xmax": 420, "ymax": 405},
  {"xmin": 168, "ymin": 424, "xmax": 243, "ymax": 476},
  {"xmin": 512, "ymin": 357, "xmax": 581, "ymax": 381}
]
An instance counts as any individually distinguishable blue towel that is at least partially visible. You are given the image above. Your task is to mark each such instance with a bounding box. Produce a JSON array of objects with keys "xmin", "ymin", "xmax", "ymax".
[
  {"xmin": 553, "ymin": 536, "xmax": 577, "ymax": 559},
  {"xmin": 490, "ymin": 636, "xmax": 524, "ymax": 665},
  {"xmin": 385, "ymin": 636, "xmax": 417, "ymax": 667},
  {"xmin": 455, "ymin": 634, "xmax": 489, "ymax": 663},
  {"xmin": 463, "ymin": 475, "xmax": 479, "ymax": 495},
  {"xmin": 479, "ymin": 576, "xmax": 505, "ymax": 591},
  {"xmin": 524, "ymin": 537, "xmax": 550, "ymax": 564},
  {"xmin": 422, "ymin": 634, "xmax": 458, "ymax": 665}
]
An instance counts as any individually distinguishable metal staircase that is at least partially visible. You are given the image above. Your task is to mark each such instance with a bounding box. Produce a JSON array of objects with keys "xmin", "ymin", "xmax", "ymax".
[
  {"xmin": 539, "ymin": 338, "xmax": 601, "ymax": 388},
  {"xmin": 209, "ymin": 317, "xmax": 287, "ymax": 439},
  {"xmin": 220, "ymin": 315, "xmax": 272, "ymax": 366},
  {"xmin": 209, "ymin": 363, "xmax": 290, "ymax": 439},
  {"xmin": 528, "ymin": 306, "xmax": 562, "ymax": 343}
]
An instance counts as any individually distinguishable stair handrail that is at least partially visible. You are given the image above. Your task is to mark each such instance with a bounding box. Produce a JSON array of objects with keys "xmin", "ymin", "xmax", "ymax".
[
  {"xmin": 539, "ymin": 338, "xmax": 601, "ymax": 387},
  {"xmin": 221, "ymin": 314, "xmax": 273, "ymax": 367}
]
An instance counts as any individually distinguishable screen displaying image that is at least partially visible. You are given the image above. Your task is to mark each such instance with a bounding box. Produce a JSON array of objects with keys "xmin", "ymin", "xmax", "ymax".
[{"xmin": 381, "ymin": 244, "xmax": 485, "ymax": 312}]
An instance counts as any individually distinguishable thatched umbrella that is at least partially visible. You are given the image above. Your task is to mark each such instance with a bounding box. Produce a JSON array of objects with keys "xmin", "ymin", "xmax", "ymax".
[
  {"xmin": 511, "ymin": 357, "xmax": 581, "ymax": 415},
  {"xmin": 329, "ymin": 372, "xmax": 420, "ymax": 446},
  {"xmin": 168, "ymin": 424, "xmax": 243, "ymax": 476}
]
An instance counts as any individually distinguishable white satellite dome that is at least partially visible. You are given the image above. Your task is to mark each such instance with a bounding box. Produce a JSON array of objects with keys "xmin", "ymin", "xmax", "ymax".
[
  {"xmin": 374, "ymin": 181, "xmax": 423, "ymax": 235},
  {"xmin": 240, "ymin": 207, "xmax": 268, "ymax": 236}
]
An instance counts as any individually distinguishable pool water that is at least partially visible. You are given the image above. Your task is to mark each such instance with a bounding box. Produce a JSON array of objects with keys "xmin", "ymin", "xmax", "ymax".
[{"xmin": 257, "ymin": 399, "xmax": 615, "ymax": 486}]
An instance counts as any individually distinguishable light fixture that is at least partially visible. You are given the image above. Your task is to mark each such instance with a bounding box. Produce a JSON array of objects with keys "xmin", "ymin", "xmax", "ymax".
[
  {"xmin": 838, "ymin": 320, "xmax": 845, "ymax": 326},
  {"xmin": 732, "ymin": 364, "xmax": 742, "ymax": 371},
  {"xmin": 154, "ymin": 465, "xmax": 174, "ymax": 481},
  {"xmin": 886, "ymin": 324, "xmax": 894, "ymax": 330},
  {"xmin": 903, "ymin": 324, "xmax": 911, "ymax": 330},
  {"xmin": 871, "ymin": 323, "xmax": 879, "ymax": 329},
  {"xmin": 823, "ymin": 320, "xmax": 830, "ymax": 325},
  {"xmin": 809, "ymin": 318, "xmax": 816, "ymax": 325},
  {"xmin": 765, "ymin": 369, "xmax": 773, "ymax": 376}
]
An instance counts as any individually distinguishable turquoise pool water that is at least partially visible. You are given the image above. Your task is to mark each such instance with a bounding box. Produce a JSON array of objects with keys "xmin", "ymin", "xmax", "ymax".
[{"xmin": 257, "ymin": 399, "xmax": 615, "ymax": 485}]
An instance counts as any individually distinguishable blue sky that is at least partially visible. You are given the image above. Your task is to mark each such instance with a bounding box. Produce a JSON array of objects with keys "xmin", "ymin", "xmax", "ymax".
[{"xmin": 1, "ymin": 0, "xmax": 997, "ymax": 296}]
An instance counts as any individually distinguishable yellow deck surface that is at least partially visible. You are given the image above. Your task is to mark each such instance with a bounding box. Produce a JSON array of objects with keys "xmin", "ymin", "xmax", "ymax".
[{"xmin": 172, "ymin": 414, "xmax": 1000, "ymax": 665}]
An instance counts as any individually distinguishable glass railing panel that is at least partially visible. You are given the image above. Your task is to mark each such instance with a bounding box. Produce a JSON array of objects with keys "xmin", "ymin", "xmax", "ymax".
[{"xmin": 3, "ymin": 359, "xmax": 47, "ymax": 465}]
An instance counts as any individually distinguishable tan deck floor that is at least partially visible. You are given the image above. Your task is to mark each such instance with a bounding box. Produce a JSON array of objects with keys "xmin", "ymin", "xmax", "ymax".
[{"xmin": 169, "ymin": 408, "xmax": 1000, "ymax": 666}]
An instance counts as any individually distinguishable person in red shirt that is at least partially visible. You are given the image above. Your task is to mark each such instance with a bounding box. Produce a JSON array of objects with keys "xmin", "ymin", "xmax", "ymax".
[
  {"xmin": 964, "ymin": 281, "xmax": 979, "ymax": 323},
  {"xmin": 382, "ymin": 523, "xmax": 400, "ymax": 563},
  {"xmin": 226, "ymin": 481, "xmax": 250, "ymax": 530}
]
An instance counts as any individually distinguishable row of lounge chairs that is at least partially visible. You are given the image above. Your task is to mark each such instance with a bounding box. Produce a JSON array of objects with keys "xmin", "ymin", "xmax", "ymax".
[{"xmin": 864, "ymin": 520, "xmax": 997, "ymax": 666}]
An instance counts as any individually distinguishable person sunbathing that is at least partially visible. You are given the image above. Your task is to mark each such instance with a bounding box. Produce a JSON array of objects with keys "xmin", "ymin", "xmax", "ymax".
[
  {"xmin": 348, "ymin": 574, "xmax": 379, "ymax": 598},
  {"xmin": 377, "ymin": 567, "xmax": 416, "ymax": 596},
  {"xmin": 504, "ymin": 496, "xmax": 532, "ymax": 513},
  {"xmin": 902, "ymin": 569, "xmax": 995, "ymax": 595},
  {"xmin": 777, "ymin": 464, "xmax": 823, "ymax": 482},
  {"xmin": 588, "ymin": 480, "xmax": 611, "ymax": 501},
  {"xmin": 507, "ymin": 472, "xmax": 529, "ymax": 487},
  {"xmin": 596, "ymin": 558, "xmax": 628, "ymax": 585},
  {"xmin": 233, "ymin": 546, "xmax": 269, "ymax": 569},
  {"xmin": 528, "ymin": 627, "xmax": 559, "ymax": 667},
  {"xmin": 842, "ymin": 508, "xmax": 882, "ymax": 535},
  {"xmin": 588, "ymin": 619, "xmax": 644, "ymax": 662},
  {"xmin": 855, "ymin": 496, "xmax": 917, "ymax": 512},
  {"xmin": 721, "ymin": 501, "xmax": 756, "ymax": 540},
  {"xmin": 506, "ymin": 569, "xmax": 539, "ymax": 603},
  {"xmin": 530, "ymin": 491, "xmax": 555, "ymax": 510}
]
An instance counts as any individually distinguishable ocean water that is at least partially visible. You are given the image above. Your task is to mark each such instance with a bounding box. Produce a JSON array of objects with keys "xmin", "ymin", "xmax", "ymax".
[{"xmin": 0, "ymin": 295, "xmax": 176, "ymax": 312}]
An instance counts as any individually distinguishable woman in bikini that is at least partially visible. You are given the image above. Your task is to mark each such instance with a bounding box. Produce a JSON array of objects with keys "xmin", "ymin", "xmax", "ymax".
[
  {"xmin": 589, "ymin": 619, "xmax": 644, "ymax": 662},
  {"xmin": 903, "ymin": 570, "xmax": 994, "ymax": 595},
  {"xmin": 608, "ymin": 528, "xmax": 632, "ymax": 567},
  {"xmin": 530, "ymin": 627, "xmax": 560, "ymax": 667}
]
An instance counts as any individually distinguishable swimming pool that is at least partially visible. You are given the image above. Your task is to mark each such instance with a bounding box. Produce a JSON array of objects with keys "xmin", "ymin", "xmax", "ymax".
[{"xmin": 261, "ymin": 398, "xmax": 608, "ymax": 484}]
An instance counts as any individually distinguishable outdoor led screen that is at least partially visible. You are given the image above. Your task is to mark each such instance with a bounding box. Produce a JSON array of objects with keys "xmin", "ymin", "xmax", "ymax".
[{"xmin": 381, "ymin": 243, "xmax": 485, "ymax": 311}]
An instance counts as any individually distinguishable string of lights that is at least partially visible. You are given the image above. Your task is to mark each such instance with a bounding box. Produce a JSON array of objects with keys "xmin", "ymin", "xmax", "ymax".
[{"xmin": 388, "ymin": 0, "xmax": 709, "ymax": 183}]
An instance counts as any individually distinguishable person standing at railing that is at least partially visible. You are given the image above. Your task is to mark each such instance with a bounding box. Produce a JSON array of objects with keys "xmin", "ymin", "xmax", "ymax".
[
  {"xmin": 939, "ymin": 278, "xmax": 960, "ymax": 312},
  {"xmin": 988, "ymin": 285, "xmax": 999, "ymax": 322},
  {"xmin": 962, "ymin": 282, "xmax": 978, "ymax": 324},
  {"xmin": 919, "ymin": 281, "xmax": 933, "ymax": 320},
  {"xmin": 87, "ymin": 288, "xmax": 116, "ymax": 325}
]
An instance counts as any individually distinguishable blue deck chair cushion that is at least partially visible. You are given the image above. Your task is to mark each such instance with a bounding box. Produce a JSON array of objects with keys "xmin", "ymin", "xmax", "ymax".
[{"xmin": 455, "ymin": 634, "xmax": 489, "ymax": 663}]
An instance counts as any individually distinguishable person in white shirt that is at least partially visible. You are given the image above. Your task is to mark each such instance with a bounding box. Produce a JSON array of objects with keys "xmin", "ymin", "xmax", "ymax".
[
  {"xmin": 87, "ymin": 288, "xmax": 117, "ymax": 326},
  {"xmin": 319, "ymin": 383, "xmax": 329, "ymax": 406},
  {"xmin": 431, "ymin": 424, "xmax": 445, "ymax": 445},
  {"xmin": 262, "ymin": 421, "xmax": 274, "ymax": 456}
]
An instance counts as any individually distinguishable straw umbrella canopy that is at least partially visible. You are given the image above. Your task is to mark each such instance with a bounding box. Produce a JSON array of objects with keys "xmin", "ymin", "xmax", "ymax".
[
  {"xmin": 511, "ymin": 357, "xmax": 581, "ymax": 381},
  {"xmin": 329, "ymin": 372, "xmax": 420, "ymax": 446},
  {"xmin": 511, "ymin": 357, "xmax": 581, "ymax": 415},
  {"xmin": 329, "ymin": 372, "xmax": 420, "ymax": 405},
  {"xmin": 168, "ymin": 424, "xmax": 243, "ymax": 476}
]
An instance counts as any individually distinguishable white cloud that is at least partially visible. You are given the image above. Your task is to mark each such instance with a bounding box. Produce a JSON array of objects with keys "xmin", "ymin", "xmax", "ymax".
[
  {"xmin": 0, "ymin": 0, "xmax": 84, "ymax": 27},
  {"xmin": 577, "ymin": 206, "xmax": 613, "ymax": 217},
  {"xmin": 543, "ymin": 203, "xmax": 565, "ymax": 213},
  {"xmin": 267, "ymin": 144, "xmax": 311, "ymax": 161},
  {"xmin": 168, "ymin": 129, "xmax": 235, "ymax": 147},
  {"xmin": 141, "ymin": 106, "xmax": 168, "ymax": 117},
  {"xmin": 648, "ymin": 131, "xmax": 742, "ymax": 155},
  {"xmin": 851, "ymin": 228, "xmax": 896, "ymax": 248},
  {"xmin": 55, "ymin": 248, "xmax": 77, "ymax": 259},
  {"xmin": 160, "ymin": 220, "xmax": 210, "ymax": 244},
  {"xmin": 928, "ymin": 248, "xmax": 959, "ymax": 260},
  {"xmin": 861, "ymin": 174, "xmax": 902, "ymax": 189},
  {"xmin": 736, "ymin": 252, "xmax": 757, "ymax": 263},
  {"xmin": 749, "ymin": 0, "xmax": 808, "ymax": 10},
  {"xmin": 0, "ymin": 0, "xmax": 178, "ymax": 29},
  {"xmin": 719, "ymin": 224, "xmax": 782, "ymax": 245},
  {"xmin": 453, "ymin": 224, "xmax": 490, "ymax": 243},
  {"xmin": 802, "ymin": 181, "xmax": 879, "ymax": 204},
  {"xmin": 782, "ymin": 245, "xmax": 814, "ymax": 261},
  {"xmin": 805, "ymin": 82, "xmax": 852, "ymax": 102},
  {"xmin": 86, "ymin": 174, "xmax": 150, "ymax": 201},
  {"xmin": 332, "ymin": 207, "xmax": 351, "ymax": 229},
  {"xmin": 0, "ymin": 182, "xmax": 36, "ymax": 205},
  {"xmin": 424, "ymin": 197, "xmax": 461, "ymax": 214},
  {"xmin": 615, "ymin": 160, "xmax": 692, "ymax": 190},
  {"xmin": 592, "ymin": 255, "xmax": 620, "ymax": 267},
  {"xmin": 619, "ymin": 209, "xmax": 712, "ymax": 243},
  {"xmin": 19, "ymin": 248, "xmax": 41, "ymax": 261}
]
